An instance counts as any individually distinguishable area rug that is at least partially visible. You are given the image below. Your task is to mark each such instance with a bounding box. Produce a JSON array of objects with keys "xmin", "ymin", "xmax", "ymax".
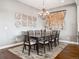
[{"xmin": 8, "ymin": 43, "xmax": 68, "ymax": 59}]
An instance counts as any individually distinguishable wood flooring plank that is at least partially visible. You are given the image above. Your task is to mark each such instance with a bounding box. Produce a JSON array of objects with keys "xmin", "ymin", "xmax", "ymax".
[
  {"xmin": 0, "ymin": 50, "xmax": 22, "ymax": 59},
  {"xmin": 55, "ymin": 44, "xmax": 79, "ymax": 59}
]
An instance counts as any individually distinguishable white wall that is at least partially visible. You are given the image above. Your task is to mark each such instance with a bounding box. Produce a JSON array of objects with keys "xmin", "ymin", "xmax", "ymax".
[
  {"xmin": 49, "ymin": 4, "xmax": 77, "ymax": 42},
  {"xmin": 0, "ymin": 0, "xmax": 77, "ymax": 47},
  {"xmin": 77, "ymin": 6, "xmax": 79, "ymax": 31},
  {"xmin": 77, "ymin": 6, "xmax": 79, "ymax": 43},
  {"xmin": 0, "ymin": 0, "xmax": 40, "ymax": 47}
]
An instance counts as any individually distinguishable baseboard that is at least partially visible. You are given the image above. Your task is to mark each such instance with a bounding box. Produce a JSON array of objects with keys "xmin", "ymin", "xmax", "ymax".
[
  {"xmin": 59, "ymin": 40, "xmax": 78, "ymax": 44},
  {"xmin": 0, "ymin": 42, "xmax": 23, "ymax": 50}
]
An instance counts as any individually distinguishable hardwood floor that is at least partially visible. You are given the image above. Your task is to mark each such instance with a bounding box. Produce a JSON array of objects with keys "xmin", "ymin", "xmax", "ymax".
[
  {"xmin": 0, "ymin": 49, "xmax": 21, "ymax": 59},
  {"xmin": 0, "ymin": 44, "xmax": 79, "ymax": 59},
  {"xmin": 55, "ymin": 44, "xmax": 79, "ymax": 59}
]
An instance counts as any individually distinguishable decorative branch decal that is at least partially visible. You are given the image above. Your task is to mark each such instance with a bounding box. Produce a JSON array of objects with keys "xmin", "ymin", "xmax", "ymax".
[{"xmin": 15, "ymin": 12, "xmax": 37, "ymax": 27}]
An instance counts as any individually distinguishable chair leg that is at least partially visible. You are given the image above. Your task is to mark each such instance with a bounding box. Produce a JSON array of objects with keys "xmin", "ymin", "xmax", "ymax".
[
  {"xmin": 22, "ymin": 44, "xmax": 26, "ymax": 53},
  {"xmin": 22, "ymin": 46, "xmax": 25, "ymax": 53},
  {"xmin": 43, "ymin": 44, "xmax": 46, "ymax": 53},
  {"xmin": 57, "ymin": 38, "xmax": 59, "ymax": 45},
  {"xmin": 54, "ymin": 39, "xmax": 57, "ymax": 47},
  {"xmin": 55, "ymin": 38, "xmax": 59, "ymax": 46},
  {"xmin": 54, "ymin": 42, "xmax": 57, "ymax": 47},
  {"xmin": 58, "ymin": 41, "xmax": 59, "ymax": 45},
  {"xmin": 50, "ymin": 42, "xmax": 53, "ymax": 49},
  {"xmin": 28, "ymin": 46, "xmax": 31, "ymax": 55},
  {"xmin": 48, "ymin": 43, "xmax": 51, "ymax": 51},
  {"xmin": 34, "ymin": 45, "xmax": 36, "ymax": 50}
]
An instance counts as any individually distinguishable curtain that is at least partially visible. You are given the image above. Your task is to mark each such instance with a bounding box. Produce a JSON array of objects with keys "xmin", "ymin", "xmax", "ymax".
[{"xmin": 46, "ymin": 10, "xmax": 65, "ymax": 30}]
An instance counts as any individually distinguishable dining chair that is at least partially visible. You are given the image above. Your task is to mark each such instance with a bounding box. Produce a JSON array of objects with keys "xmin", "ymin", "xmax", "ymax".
[
  {"xmin": 22, "ymin": 31, "xmax": 37, "ymax": 55},
  {"xmin": 50, "ymin": 30, "xmax": 57, "ymax": 48},
  {"xmin": 39, "ymin": 30, "xmax": 50, "ymax": 53}
]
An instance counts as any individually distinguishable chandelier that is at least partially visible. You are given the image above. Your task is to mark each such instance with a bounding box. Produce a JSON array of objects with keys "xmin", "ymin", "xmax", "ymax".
[{"xmin": 38, "ymin": 0, "xmax": 49, "ymax": 19}]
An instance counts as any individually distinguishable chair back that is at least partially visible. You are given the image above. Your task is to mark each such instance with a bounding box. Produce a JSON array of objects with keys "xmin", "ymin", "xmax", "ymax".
[
  {"xmin": 22, "ymin": 31, "xmax": 28, "ymax": 35},
  {"xmin": 35, "ymin": 30, "xmax": 41, "ymax": 36},
  {"xmin": 47, "ymin": 31, "xmax": 51, "ymax": 36},
  {"xmin": 40, "ymin": 30, "xmax": 46, "ymax": 41},
  {"xmin": 24, "ymin": 31, "xmax": 30, "ymax": 45},
  {"xmin": 29, "ymin": 30, "xmax": 34, "ymax": 36},
  {"xmin": 56, "ymin": 30, "xmax": 60, "ymax": 39},
  {"xmin": 40, "ymin": 30, "xmax": 45, "ymax": 37},
  {"xmin": 44, "ymin": 30, "xmax": 49, "ymax": 42},
  {"xmin": 52, "ymin": 30, "xmax": 57, "ymax": 39}
]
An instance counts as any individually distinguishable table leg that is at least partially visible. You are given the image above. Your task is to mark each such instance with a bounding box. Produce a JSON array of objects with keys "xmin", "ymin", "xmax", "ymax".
[{"xmin": 36, "ymin": 39, "xmax": 39, "ymax": 55}]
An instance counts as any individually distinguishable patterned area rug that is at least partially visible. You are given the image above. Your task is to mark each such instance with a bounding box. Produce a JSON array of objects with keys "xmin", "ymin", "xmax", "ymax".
[{"xmin": 8, "ymin": 43, "xmax": 68, "ymax": 59}]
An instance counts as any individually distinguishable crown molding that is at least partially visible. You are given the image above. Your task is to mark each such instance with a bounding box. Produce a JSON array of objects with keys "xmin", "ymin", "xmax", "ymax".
[{"xmin": 75, "ymin": 0, "xmax": 79, "ymax": 6}]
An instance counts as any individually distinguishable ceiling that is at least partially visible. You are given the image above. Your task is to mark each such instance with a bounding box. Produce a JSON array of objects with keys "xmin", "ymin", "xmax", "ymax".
[{"xmin": 18, "ymin": 0, "xmax": 75, "ymax": 10}]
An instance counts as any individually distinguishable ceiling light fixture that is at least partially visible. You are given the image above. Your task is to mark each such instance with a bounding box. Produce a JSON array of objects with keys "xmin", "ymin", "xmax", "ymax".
[{"xmin": 38, "ymin": 0, "xmax": 49, "ymax": 19}]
